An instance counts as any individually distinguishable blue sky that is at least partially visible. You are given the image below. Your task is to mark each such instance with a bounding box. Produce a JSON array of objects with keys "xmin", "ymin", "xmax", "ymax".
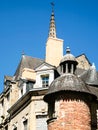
[{"xmin": 0, "ymin": 0, "xmax": 98, "ymax": 92}]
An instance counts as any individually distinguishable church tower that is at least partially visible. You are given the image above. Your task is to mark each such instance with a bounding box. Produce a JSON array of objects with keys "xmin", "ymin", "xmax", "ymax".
[
  {"xmin": 44, "ymin": 47, "xmax": 96, "ymax": 130},
  {"xmin": 45, "ymin": 3, "xmax": 63, "ymax": 67}
]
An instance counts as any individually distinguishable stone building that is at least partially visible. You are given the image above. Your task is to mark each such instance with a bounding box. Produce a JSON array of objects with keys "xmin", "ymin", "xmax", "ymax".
[{"xmin": 0, "ymin": 5, "xmax": 98, "ymax": 130}]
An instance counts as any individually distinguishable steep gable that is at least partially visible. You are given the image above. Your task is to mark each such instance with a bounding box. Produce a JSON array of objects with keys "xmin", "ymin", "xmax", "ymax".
[
  {"xmin": 14, "ymin": 55, "xmax": 44, "ymax": 80},
  {"xmin": 35, "ymin": 62, "xmax": 55, "ymax": 72},
  {"xmin": 76, "ymin": 54, "xmax": 91, "ymax": 70}
]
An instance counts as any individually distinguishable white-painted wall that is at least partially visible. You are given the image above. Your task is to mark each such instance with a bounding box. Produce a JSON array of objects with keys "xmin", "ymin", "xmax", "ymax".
[{"xmin": 35, "ymin": 69, "xmax": 54, "ymax": 88}]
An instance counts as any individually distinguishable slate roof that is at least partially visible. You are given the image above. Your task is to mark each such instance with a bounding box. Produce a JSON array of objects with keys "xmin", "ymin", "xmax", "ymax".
[
  {"xmin": 75, "ymin": 67, "xmax": 86, "ymax": 75},
  {"xmin": 44, "ymin": 73, "xmax": 92, "ymax": 102},
  {"xmin": 60, "ymin": 53, "xmax": 78, "ymax": 65},
  {"xmin": 88, "ymin": 85, "xmax": 98, "ymax": 99},
  {"xmin": 79, "ymin": 64, "xmax": 98, "ymax": 86},
  {"xmin": 14, "ymin": 55, "xmax": 44, "ymax": 80}
]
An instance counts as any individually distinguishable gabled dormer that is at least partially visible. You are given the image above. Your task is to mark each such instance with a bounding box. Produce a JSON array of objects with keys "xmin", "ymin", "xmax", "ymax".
[{"xmin": 35, "ymin": 62, "xmax": 56, "ymax": 88}]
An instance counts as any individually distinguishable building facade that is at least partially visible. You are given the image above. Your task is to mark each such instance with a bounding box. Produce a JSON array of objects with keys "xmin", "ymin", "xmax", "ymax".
[{"xmin": 0, "ymin": 6, "xmax": 98, "ymax": 130}]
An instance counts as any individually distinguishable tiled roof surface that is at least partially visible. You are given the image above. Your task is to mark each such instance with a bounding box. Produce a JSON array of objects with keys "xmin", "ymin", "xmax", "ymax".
[
  {"xmin": 44, "ymin": 73, "xmax": 92, "ymax": 102},
  {"xmin": 79, "ymin": 65, "xmax": 98, "ymax": 86},
  {"xmin": 14, "ymin": 55, "xmax": 44, "ymax": 80}
]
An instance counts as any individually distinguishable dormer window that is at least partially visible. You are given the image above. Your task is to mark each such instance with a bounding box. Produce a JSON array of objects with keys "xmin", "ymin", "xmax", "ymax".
[{"xmin": 41, "ymin": 75, "xmax": 49, "ymax": 88}]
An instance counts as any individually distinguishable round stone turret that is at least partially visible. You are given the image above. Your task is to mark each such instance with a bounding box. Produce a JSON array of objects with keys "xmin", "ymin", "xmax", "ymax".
[{"xmin": 44, "ymin": 47, "xmax": 96, "ymax": 130}]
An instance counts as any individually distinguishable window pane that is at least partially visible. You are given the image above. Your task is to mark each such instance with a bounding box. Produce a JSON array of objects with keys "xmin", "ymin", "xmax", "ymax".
[{"xmin": 41, "ymin": 75, "xmax": 49, "ymax": 88}]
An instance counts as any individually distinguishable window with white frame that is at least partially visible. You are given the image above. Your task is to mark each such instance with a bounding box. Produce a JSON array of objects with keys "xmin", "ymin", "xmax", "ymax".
[{"xmin": 41, "ymin": 75, "xmax": 49, "ymax": 88}]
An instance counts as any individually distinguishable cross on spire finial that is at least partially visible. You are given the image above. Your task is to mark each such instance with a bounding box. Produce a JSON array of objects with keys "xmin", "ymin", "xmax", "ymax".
[{"xmin": 51, "ymin": 2, "xmax": 55, "ymax": 11}]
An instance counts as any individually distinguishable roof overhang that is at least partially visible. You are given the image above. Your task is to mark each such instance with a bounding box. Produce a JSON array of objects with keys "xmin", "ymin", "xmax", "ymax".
[{"xmin": 8, "ymin": 88, "xmax": 48, "ymax": 118}]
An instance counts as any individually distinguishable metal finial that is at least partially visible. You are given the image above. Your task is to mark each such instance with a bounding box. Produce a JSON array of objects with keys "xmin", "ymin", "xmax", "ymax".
[
  {"xmin": 66, "ymin": 47, "xmax": 70, "ymax": 54},
  {"xmin": 51, "ymin": 2, "xmax": 55, "ymax": 11}
]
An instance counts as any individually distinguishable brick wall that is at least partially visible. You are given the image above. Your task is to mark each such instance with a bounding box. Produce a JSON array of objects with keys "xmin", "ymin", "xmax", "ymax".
[{"xmin": 48, "ymin": 99, "xmax": 91, "ymax": 130}]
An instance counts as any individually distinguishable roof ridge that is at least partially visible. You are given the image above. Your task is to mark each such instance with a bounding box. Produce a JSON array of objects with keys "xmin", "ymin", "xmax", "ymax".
[{"xmin": 22, "ymin": 55, "xmax": 44, "ymax": 61}]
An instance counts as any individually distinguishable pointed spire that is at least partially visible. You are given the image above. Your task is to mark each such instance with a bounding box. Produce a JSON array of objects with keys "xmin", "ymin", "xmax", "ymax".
[{"xmin": 48, "ymin": 2, "xmax": 56, "ymax": 38}]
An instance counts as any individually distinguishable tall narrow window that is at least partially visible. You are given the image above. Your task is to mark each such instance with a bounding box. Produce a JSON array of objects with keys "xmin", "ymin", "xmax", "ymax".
[
  {"xmin": 41, "ymin": 75, "xmax": 49, "ymax": 88},
  {"xmin": 36, "ymin": 115, "xmax": 47, "ymax": 130},
  {"xmin": 23, "ymin": 119, "xmax": 28, "ymax": 130}
]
